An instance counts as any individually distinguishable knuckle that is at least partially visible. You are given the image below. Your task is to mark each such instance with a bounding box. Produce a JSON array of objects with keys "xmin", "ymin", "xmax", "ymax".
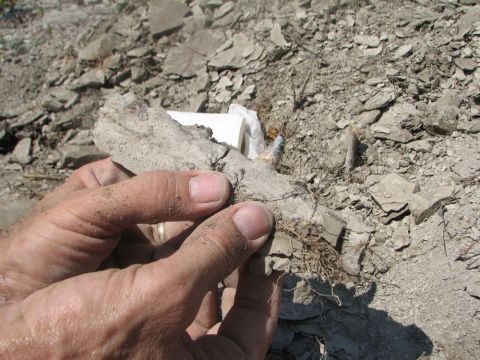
[
  {"xmin": 149, "ymin": 171, "xmax": 189, "ymax": 218},
  {"xmin": 70, "ymin": 159, "xmax": 115, "ymax": 188}
]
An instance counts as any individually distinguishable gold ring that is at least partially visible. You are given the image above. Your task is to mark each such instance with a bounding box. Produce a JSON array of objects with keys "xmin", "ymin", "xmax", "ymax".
[{"xmin": 153, "ymin": 222, "xmax": 167, "ymax": 245}]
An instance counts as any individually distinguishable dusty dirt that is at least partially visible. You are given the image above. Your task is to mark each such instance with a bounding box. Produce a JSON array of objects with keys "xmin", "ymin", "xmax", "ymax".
[{"xmin": 1, "ymin": 0, "xmax": 479, "ymax": 359}]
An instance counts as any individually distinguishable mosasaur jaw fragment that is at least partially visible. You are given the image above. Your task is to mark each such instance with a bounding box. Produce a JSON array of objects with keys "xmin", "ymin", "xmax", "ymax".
[{"xmin": 93, "ymin": 93, "xmax": 346, "ymax": 276}]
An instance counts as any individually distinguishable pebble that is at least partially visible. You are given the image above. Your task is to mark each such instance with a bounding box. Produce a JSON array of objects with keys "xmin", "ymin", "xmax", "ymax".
[
  {"xmin": 237, "ymin": 84, "xmax": 256, "ymax": 101},
  {"xmin": 393, "ymin": 44, "xmax": 412, "ymax": 59},
  {"xmin": 12, "ymin": 137, "xmax": 32, "ymax": 164},
  {"xmin": 393, "ymin": 225, "xmax": 410, "ymax": 251},
  {"xmin": 270, "ymin": 23, "xmax": 289, "ymax": 48},
  {"xmin": 357, "ymin": 110, "xmax": 381, "ymax": 128},
  {"xmin": 353, "ymin": 34, "xmax": 380, "ymax": 48},
  {"xmin": 215, "ymin": 90, "xmax": 232, "ymax": 103}
]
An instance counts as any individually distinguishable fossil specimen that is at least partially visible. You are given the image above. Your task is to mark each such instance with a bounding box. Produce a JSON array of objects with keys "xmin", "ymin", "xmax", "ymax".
[{"xmin": 94, "ymin": 93, "xmax": 349, "ymax": 278}]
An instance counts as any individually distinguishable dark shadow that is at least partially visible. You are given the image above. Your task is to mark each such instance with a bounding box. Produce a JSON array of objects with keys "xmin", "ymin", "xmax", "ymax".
[
  {"xmin": 268, "ymin": 275, "xmax": 433, "ymax": 360},
  {"xmin": 355, "ymin": 142, "xmax": 369, "ymax": 168}
]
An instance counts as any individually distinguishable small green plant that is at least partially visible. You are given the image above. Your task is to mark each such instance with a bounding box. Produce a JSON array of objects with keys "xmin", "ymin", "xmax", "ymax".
[
  {"xmin": 116, "ymin": 0, "xmax": 129, "ymax": 13},
  {"xmin": 0, "ymin": 0, "xmax": 16, "ymax": 14},
  {"xmin": 0, "ymin": 0, "xmax": 14, "ymax": 8},
  {"xmin": 9, "ymin": 38, "xmax": 25, "ymax": 55}
]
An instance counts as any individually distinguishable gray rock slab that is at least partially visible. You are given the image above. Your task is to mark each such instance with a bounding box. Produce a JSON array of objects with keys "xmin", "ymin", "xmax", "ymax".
[
  {"xmin": 249, "ymin": 232, "xmax": 303, "ymax": 275},
  {"xmin": 321, "ymin": 211, "xmax": 346, "ymax": 248},
  {"xmin": 213, "ymin": 1, "xmax": 234, "ymax": 19},
  {"xmin": 364, "ymin": 91, "xmax": 396, "ymax": 111},
  {"xmin": 457, "ymin": 5, "xmax": 480, "ymax": 37},
  {"xmin": 185, "ymin": 29, "xmax": 224, "ymax": 56},
  {"xmin": 409, "ymin": 185, "xmax": 456, "ymax": 224},
  {"xmin": 237, "ymin": 84, "xmax": 256, "ymax": 101},
  {"xmin": 58, "ymin": 144, "xmax": 108, "ymax": 169},
  {"xmin": 458, "ymin": 120, "xmax": 480, "ymax": 134},
  {"xmin": 436, "ymin": 89, "xmax": 461, "ymax": 108},
  {"xmin": 372, "ymin": 123, "xmax": 414, "ymax": 143},
  {"xmin": 67, "ymin": 129, "xmax": 94, "ymax": 146},
  {"xmin": 454, "ymin": 57, "xmax": 478, "ymax": 71},
  {"xmin": 79, "ymin": 33, "xmax": 124, "ymax": 61},
  {"xmin": 8, "ymin": 110, "xmax": 45, "ymax": 130},
  {"xmin": 406, "ymin": 138, "xmax": 434, "ymax": 153},
  {"xmin": 353, "ymin": 34, "xmax": 380, "ymax": 48},
  {"xmin": 208, "ymin": 34, "xmax": 255, "ymax": 70},
  {"xmin": 212, "ymin": 8, "xmax": 241, "ymax": 28},
  {"xmin": 466, "ymin": 282, "xmax": 480, "ymax": 299},
  {"xmin": 184, "ymin": 93, "xmax": 208, "ymax": 112},
  {"xmin": 131, "ymin": 66, "xmax": 147, "ymax": 83},
  {"xmin": 149, "ymin": 0, "xmax": 190, "ymax": 38},
  {"xmin": 71, "ymin": 69, "xmax": 106, "ymax": 90},
  {"xmin": 183, "ymin": 14, "xmax": 207, "ymax": 34},
  {"xmin": 343, "ymin": 211, "xmax": 375, "ymax": 234},
  {"xmin": 279, "ymin": 277, "xmax": 334, "ymax": 320},
  {"xmin": 341, "ymin": 232, "xmax": 371, "ymax": 276},
  {"xmin": 369, "ymin": 173, "xmax": 417, "ymax": 214},
  {"xmin": 42, "ymin": 88, "xmax": 79, "ymax": 113},
  {"xmin": 214, "ymin": 90, "xmax": 232, "ymax": 103},
  {"xmin": 371, "ymin": 101, "xmax": 417, "ymax": 143},
  {"xmin": 163, "ymin": 45, "xmax": 205, "ymax": 78},
  {"xmin": 423, "ymin": 106, "xmax": 459, "ymax": 135},
  {"xmin": 344, "ymin": 127, "xmax": 358, "ymax": 173},
  {"xmin": 393, "ymin": 44, "xmax": 412, "ymax": 59}
]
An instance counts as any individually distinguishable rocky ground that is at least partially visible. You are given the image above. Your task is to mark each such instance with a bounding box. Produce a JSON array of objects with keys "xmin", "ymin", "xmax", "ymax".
[{"xmin": 1, "ymin": 0, "xmax": 479, "ymax": 359}]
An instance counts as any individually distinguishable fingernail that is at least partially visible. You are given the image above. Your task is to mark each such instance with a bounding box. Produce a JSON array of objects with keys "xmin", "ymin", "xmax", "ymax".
[
  {"xmin": 189, "ymin": 174, "xmax": 225, "ymax": 203},
  {"xmin": 233, "ymin": 203, "xmax": 273, "ymax": 241}
]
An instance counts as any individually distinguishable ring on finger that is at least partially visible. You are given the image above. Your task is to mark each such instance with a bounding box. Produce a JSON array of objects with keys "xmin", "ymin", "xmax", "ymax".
[{"xmin": 153, "ymin": 222, "xmax": 168, "ymax": 245}]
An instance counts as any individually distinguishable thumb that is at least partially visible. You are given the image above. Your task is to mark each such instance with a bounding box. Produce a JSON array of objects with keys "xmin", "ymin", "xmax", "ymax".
[
  {"xmin": 137, "ymin": 202, "xmax": 274, "ymax": 329},
  {"xmin": 175, "ymin": 202, "xmax": 274, "ymax": 293}
]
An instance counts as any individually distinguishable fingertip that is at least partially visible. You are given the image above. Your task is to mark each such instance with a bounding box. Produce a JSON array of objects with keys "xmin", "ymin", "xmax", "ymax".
[
  {"xmin": 232, "ymin": 202, "xmax": 273, "ymax": 245},
  {"xmin": 189, "ymin": 172, "xmax": 231, "ymax": 205}
]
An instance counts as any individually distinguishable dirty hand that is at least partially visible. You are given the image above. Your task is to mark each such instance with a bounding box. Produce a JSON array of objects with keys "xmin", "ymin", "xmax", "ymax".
[{"xmin": 0, "ymin": 158, "xmax": 282, "ymax": 359}]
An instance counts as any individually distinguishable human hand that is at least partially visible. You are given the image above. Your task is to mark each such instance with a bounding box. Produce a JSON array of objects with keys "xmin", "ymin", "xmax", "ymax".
[{"xmin": 0, "ymin": 158, "xmax": 282, "ymax": 359}]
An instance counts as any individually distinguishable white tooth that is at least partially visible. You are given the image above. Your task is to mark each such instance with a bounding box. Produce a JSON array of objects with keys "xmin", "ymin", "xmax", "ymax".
[{"xmin": 257, "ymin": 134, "xmax": 285, "ymax": 168}]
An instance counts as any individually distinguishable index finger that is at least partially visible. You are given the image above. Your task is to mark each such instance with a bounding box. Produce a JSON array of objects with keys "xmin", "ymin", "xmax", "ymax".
[
  {"xmin": 1, "ymin": 170, "xmax": 231, "ymax": 300},
  {"xmin": 33, "ymin": 158, "xmax": 133, "ymax": 214}
]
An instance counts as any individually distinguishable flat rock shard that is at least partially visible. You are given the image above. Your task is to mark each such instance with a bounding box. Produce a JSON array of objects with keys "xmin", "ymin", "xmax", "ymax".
[
  {"xmin": 149, "ymin": 0, "xmax": 190, "ymax": 38},
  {"xmin": 369, "ymin": 173, "xmax": 417, "ymax": 214}
]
